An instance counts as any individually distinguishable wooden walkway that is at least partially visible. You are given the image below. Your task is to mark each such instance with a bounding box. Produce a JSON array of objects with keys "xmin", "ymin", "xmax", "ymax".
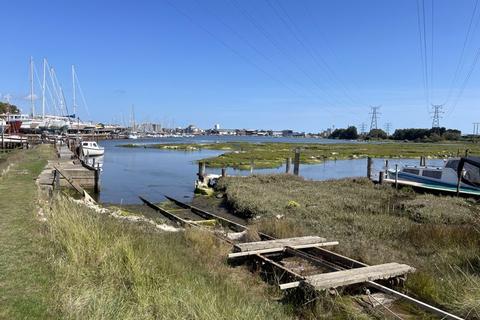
[{"xmin": 37, "ymin": 144, "xmax": 97, "ymax": 192}]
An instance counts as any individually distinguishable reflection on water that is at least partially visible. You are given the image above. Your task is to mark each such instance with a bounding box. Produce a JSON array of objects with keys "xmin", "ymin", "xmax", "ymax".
[
  {"xmin": 82, "ymin": 155, "xmax": 104, "ymax": 171},
  {"xmin": 97, "ymin": 137, "xmax": 444, "ymax": 204}
]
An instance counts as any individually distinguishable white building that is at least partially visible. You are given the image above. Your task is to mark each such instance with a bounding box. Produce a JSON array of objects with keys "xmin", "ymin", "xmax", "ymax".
[{"xmin": 214, "ymin": 124, "xmax": 220, "ymax": 130}]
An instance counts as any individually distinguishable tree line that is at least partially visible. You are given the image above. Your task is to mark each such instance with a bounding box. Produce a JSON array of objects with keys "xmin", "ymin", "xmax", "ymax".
[{"xmin": 329, "ymin": 126, "xmax": 462, "ymax": 141}]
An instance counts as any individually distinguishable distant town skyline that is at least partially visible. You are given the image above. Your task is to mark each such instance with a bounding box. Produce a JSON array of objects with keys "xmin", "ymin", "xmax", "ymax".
[{"xmin": 1, "ymin": 0, "xmax": 480, "ymax": 133}]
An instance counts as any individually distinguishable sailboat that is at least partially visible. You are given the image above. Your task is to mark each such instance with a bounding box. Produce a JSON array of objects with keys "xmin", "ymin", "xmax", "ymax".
[{"xmin": 128, "ymin": 104, "xmax": 138, "ymax": 139}]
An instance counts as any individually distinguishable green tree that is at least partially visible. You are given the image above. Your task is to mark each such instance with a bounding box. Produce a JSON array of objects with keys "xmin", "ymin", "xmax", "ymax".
[
  {"xmin": 0, "ymin": 102, "xmax": 20, "ymax": 114},
  {"xmin": 368, "ymin": 128, "xmax": 388, "ymax": 139}
]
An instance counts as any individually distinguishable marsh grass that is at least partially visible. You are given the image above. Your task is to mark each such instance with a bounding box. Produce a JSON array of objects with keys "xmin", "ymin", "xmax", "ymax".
[
  {"xmin": 120, "ymin": 141, "xmax": 480, "ymax": 169},
  {"xmin": 217, "ymin": 174, "xmax": 480, "ymax": 318},
  {"xmin": 43, "ymin": 196, "xmax": 292, "ymax": 319}
]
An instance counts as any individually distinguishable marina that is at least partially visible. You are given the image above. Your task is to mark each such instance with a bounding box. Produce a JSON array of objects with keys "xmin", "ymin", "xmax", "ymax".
[{"xmin": 2, "ymin": 1, "xmax": 480, "ymax": 318}]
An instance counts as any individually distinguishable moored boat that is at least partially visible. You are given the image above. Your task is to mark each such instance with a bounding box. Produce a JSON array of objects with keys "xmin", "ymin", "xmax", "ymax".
[
  {"xmin": 80, "ymin": 141, "xmax": 105, "ymax": 157},
  {"xmin": 385, "ymin": 157, "xmax": 480, "ymax": 196}
]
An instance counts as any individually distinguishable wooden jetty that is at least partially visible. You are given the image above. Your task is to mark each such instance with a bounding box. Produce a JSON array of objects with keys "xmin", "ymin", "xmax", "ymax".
[
  {"xmin": 37, "ymin": 144, "xmax": 99, "ymax": 193},
  {"xmin": 139, "ymin": 195, "xmax": 463, "ymax": 320}
]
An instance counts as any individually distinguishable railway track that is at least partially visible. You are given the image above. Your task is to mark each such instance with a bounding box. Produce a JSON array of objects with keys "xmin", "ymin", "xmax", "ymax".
[{"xmin": 139, "ymin": 195, "xmax": 464, "ymax": 320}]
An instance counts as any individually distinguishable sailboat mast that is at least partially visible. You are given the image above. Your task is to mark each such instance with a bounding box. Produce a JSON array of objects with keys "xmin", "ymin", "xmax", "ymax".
[
  {"xmin": 42, "ymin": 58, "xmax": 46, "ymax": 119},
  {"xmin": 131, "ymin": 104, "xmax": 136, "ymax": 131},
  {"xmin": 72, "ymin": 65, "xmax": 76, "ymax": 117},
  {"xmin": 30, "ymin": 56, "xmax": 35, "ymax": 117}
]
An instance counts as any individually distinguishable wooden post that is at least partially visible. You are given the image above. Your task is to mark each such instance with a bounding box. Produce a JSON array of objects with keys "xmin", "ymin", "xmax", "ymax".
[
  {"xmin": 465, "ymin": 149, "xmax": 470, "ymax": 157},
  {"xmin": 384, "ymin": 159, "xmax": 389, "ymax": 173},
  {"xmin": 420, "ymin": 156, "xmax": 426, "ymax": 166},
  {"xmin": 395, "ymin": 164, "xmax": 399, "ymax": 190},
  {"xmin": 286, "ymin": 157, "xmax": 291, "ymax": 174},
  {"xmin": 54, "ymin": 169, "xmax": 60, "ymax": 190},
  {"xmin": 94, "ymin": 169, "xmax": 100, "ymax": 193},
  {"xmin": 379, "ymin": 171, "xmax": 384, "ymax": 184},
  {"xmin": 293, "ymin": 149, "xmax": 300, "ymax": 176},
  {"xmin": 198, "ymin": 162, "xmax": 205, "ymax": 180},
  {"xmin": 367, "ymin": 157, "xmax": 373, "ymax": 180},
  {"xmin": 221, "ymin": 168, "xmax": 226, "ymax": 178}
]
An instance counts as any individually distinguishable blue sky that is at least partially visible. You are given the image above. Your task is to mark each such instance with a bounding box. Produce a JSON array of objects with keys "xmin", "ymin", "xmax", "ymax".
[{"xmin": 1, "ymin": 0, "xmax": 480, "ymax": 133}]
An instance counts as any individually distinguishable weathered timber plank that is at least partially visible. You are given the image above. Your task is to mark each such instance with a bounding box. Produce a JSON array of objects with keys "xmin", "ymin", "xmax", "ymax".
[
  {"xmin": 305, "ymin": 263, "xmax": 415, "ymax": 290},
  {"xmin": 228, "ymin": 241, "xmax": 339, "ymax": 259},
  {"xmin": 235, "ymin": 236, "xmax": 327, "ymax": 252}
]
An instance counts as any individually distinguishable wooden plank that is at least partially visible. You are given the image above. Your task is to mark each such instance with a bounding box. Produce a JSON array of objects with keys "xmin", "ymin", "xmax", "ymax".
[
  {"xmin": 305, "ymin": 263, "xmax": 415, "ymax": 290},
  {"xmin": 235, "ymin": 236, "xmax": 326, "ymax": 252},
  {"xmin": 228, "ymin": 241, "xmax": 339, "ymax": 259}
]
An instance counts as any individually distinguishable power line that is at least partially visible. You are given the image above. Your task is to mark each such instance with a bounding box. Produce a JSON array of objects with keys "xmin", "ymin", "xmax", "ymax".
[
  {"xmin": 431, "ymin": 104, "xmax": 444, "ymax": 128},
  {"xmin": 163, "ymin": 0, "xmax": 303, "ymax": 99},
  {"xmin": 444, "ymin": 0, "xmax": 479, "ymax": 106},
  {"xmin": 228, "ymin": 0, "xmax": 350, "ymax": 111},
  {"xmin": 369, "ymin": 106, "xmax": 381, "ymax": 131},
  {"xmin": 195, "ymin": 0, "xmax": 341, "ymax": 110},
  {"xmin": 263, "ymin": 0, "xmax": 357, "ymax": 108},
  {"xmin": 272, "ymin": 0, "xmax": 361, "ymax": 106},
  {"xmin": 448, "ymin": 45, "xmax": 480, "ymax": 116},
  {"xmin": 415, "ymin": 0, "xmax": 430, "ymax": 113}
]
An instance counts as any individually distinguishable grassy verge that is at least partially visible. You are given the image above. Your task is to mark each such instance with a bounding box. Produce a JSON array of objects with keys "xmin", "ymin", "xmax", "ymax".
[
  {"xmin": 43, "ymin": 196, "xmax": 292, "ymax": 319},
  {"xmin": 119, "ymin": 141, "xmax": 480, "ymax": 169},
  {"xmin": 217, "ymin": 175, "xmax": 480, "ymax": 318},
  {"xmin": 0, "ymin": 145, "xmax": 56, "ymax": 319}
]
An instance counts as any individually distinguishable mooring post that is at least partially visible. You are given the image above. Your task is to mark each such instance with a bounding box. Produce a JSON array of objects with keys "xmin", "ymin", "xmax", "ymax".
[
  {"xmin": 198, "ymin": 162, "xmax": 205, "ymax": 181},
  {"xmin": 367, "ymin": 157, "xmax": 373, "ymax": 180},
  {"xmin": 395, "ymin": 164, "xmax": 399, "ymax": 190},
  {"xmin": 293, "ymin": 149, "xmax": 300, "ymax": 176},
  {"xmin": 286, "ymin": 157, "xmax": 291, "ymax": 174},
  {"xmin": 384, "ymin": 159, "xmax": 389, "ymax": 173},
  {"xmin": 94, "ymin": 168, "xmax": 100, "ymax": 194},
  {"xmin": 221, "ymin": 168, "xmax": 226, "ymax": 178},
  {"xmin": 379, "ymin": 171, "xmax": 384, "ymax": 184}
]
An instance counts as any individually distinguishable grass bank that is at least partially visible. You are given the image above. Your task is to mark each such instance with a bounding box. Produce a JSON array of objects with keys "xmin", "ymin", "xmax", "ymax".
[
  {"xmin": 217, "ymin": 175, "xmax": 480, "ymax": 318},
  {"xmin": 0, "ymin": 145, "xmax": 56, "ymax": 319},
  {"xmin": 120, "ymin": 141, "xmax": 480, "ymax": 169},
  {"xmin": 1, "ymin": 146, "xmax": 293, "ymax": 319},
  {"xmin": 43, "ymin": 196, "xmax": 291, "ymax": 319}
]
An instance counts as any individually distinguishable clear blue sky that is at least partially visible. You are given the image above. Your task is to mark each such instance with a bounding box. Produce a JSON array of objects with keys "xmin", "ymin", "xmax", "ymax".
[{"xmin": 1, "ymin": 0, "xmax": 480, "ymax": 133}]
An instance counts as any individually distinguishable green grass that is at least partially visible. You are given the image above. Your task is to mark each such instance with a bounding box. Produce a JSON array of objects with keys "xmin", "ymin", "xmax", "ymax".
[
  {"xmin": 119, "ymin": 141, "xmax": 480, "ymax": 169},
  {"xmin": 217, "ymin": 175, "xmax": 480, "ymax": 318},
  {"xmin": 43, "ymin": 196, "xmax": 292, "ymax": 319},
  {"xmin": 0, "ymin": 145, "xmax": 57, "ymax": 319}
]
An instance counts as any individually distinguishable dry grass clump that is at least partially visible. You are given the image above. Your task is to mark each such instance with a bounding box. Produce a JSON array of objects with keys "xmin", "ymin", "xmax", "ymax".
[
  {"xmin": 44, "ymin": 196, "xmax": 291, "ymax": 320},
  {"xmin": 217, "ymin": 174, "xmax": 480, "ymax": 318}
]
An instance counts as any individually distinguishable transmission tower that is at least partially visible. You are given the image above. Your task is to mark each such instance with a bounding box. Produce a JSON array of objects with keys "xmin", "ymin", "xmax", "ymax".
[
  {"xmin": 384, "ymin": 122, "xmax": 392, "ymax": 136},
  {"xmin": 360, "ymin": 122, "xmax": 367, "ymax": 134},
  {"xmin": 431, "ymin": 104, "xmax": 444, "ymax": 128},
  {"xmin": 369, "ymin": 106, "xmax": 381, "ymax": 131},
  {"xmin": 474, "ymin": 122, "xmax": 480, "ymax": 136}
]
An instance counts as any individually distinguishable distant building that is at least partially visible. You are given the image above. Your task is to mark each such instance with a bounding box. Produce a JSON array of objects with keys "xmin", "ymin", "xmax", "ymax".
[
  {"xmin": 214, "ymin": 124, "xmax": 220, "ymax": 130},
  {"xmin": 185, "ymin": 124, "xmax": 201, "ymax": 134}
]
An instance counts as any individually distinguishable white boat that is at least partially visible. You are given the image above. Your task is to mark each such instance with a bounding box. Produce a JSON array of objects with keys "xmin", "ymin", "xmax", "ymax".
[
  {"xmin": 386, "ymin": 157, "xmax": 480, "ymax": 196},
  {"xmin": 80, "ymin": 141, "xmax": 105, "ymax": 156},
  {"xmin": 128, "ymin": 132, "xmax": 138, "ymax": 139}
]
